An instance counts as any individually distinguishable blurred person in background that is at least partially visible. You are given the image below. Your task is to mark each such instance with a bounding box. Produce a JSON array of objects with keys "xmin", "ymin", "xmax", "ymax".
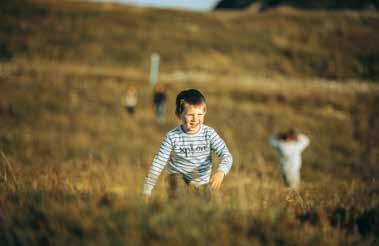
[
  {"xmin": 143, "ymin": 89, "xmax": 233, "ymax": 200},
  {"xmin": 124, "ymin": 86, "xmax": 137, "ymax": 116},
  {"xmin": 153, "ymin": 83, "xmax": 167, "ymax": 123},
  {"xmin": 270, "ymin": 128, "xmax": 310, "ymax": 189}
]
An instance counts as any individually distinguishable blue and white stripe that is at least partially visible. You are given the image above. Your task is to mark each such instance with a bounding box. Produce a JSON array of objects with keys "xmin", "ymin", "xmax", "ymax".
[{"xmin": 143, "ymin": 124, "xmax": 233, "ymax": 195}]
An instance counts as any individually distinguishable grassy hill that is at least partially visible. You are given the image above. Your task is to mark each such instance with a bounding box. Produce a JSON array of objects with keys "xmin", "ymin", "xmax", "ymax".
[
  {"xmin": 1, "ymin": 0, "xmax": 379, "ymax": 80},
  {"xmin": 267, "ymin": 0, "xmax": 379, "ymax": 10},
  {"xmin": 1, "ymin": 0, "xmax": 379, "ymax": 245},
  {"xmin": 1, "ymin": 58, "xmax": 379, "ymax": 245},
  {"xmin": 216, "ymin": 0, "xmax": 379, "ymax": 10}
]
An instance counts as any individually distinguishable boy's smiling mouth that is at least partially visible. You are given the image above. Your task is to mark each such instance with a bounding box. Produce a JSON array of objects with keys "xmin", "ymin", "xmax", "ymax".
[{"xmin": 186, "ymin": 122, "xmax": 201, "ymax": 133}]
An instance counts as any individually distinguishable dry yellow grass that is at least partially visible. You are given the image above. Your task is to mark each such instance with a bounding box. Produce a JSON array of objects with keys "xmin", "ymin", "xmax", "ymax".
[
  {"xmin": 1, "ymin": 0, "xmax": 379, "ymax": 80},
  {"xmin": 1, "ymin": 59, "xmax": 378, "ymax": 245},
  {"xmin": 1, "ymin": 0, "xmax": 379, "ymax": 244}
]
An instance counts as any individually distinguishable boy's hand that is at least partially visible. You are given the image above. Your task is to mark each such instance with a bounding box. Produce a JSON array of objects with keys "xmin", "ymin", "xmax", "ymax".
[{"xmin": 209, "ymin": 171, "xmax": 225, "ymax": 191}]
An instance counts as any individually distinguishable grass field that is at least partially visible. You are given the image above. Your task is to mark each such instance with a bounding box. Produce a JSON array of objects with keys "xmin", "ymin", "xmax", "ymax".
[
  {"xmin": 1, "ymin": 0, "xmax": 379, "ymax": 245},
  {"xmin": 1, "ymin": 59, "xmax": 378, "ymax": 245}
]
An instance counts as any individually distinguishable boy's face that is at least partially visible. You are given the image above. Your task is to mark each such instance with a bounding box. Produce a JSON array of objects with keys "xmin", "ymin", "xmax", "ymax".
[{"xmin": 180, "ymin": 103, "xmax": 206, "ymax": 134}]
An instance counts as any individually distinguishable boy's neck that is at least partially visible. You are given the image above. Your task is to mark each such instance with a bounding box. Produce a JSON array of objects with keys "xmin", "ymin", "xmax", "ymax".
[{"xmin": 181, "ymin": 124, "xmax": 202, "ymax": 134}]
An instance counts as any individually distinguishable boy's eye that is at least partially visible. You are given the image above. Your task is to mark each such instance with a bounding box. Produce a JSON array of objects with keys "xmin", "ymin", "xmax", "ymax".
[{"xmin": 185, "ymin": 114, "xmax": 203, "ymax": 118}]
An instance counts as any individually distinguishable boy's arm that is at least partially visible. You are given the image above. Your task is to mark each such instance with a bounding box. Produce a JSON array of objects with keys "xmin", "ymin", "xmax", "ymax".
[
  {"xmin": 209, "ymin": 128, "xmax": 233, "ymax": 180},
  {"xmin": 143, "ymin": 134, "xmax": 172, "ymax": 196},
  {"xmin": 269, "ymin": 134, "xmax": 279, "ymax": 147},
  {"xmin": 297, "ymin": 134, "xmax": 310, "ymax": 150}
]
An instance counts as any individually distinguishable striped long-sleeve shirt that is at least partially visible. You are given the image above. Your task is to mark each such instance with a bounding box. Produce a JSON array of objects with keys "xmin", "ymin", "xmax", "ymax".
[{"xmin": 143, "ymin": 124, "xmax": 233, "ymax": 196}]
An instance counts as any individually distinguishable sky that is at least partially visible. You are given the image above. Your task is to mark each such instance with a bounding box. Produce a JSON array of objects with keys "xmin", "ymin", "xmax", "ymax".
[{"xmin": 97, "ymin": 0, "xmax": 221, "ymax": 11}]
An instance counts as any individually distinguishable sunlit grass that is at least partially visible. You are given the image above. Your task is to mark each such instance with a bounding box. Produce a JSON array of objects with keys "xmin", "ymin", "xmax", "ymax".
[
  {"xmin": 0, "ymin": 59, "xmax": 378, "ymax": 244},
  {"xmin": 1, "ymin": 0, "xmax": 379, "ymax": 80},
  {"xmin": 1, "ymin": 0, "xmax": 379, "ymax": 243}
]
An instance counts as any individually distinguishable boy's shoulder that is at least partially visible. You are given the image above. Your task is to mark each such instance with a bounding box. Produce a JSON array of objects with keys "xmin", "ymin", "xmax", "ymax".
[
  {"xmin": 166, "ymin": 125, "xmax": 183, "ymax": 136},
  {"xmin": 202, "ymin": 125, "xmax": 219, "ymax": 137},
  {"xmin": 202, "ymin": 124, "xmax": 214, "ymax": 132}
]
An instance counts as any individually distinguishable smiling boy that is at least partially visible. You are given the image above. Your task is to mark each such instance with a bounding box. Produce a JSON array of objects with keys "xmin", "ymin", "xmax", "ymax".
[{"xmin": 143, "ymin": 89, "xmax": 233, "ymax": 198}]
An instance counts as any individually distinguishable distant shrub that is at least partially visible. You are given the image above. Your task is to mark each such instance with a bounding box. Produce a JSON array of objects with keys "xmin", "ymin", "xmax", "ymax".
[
  {"xmin": 356, "ymin": 207, "xmax": 379, "ymax": 236},
  {"xmin": 0, "ymin": 43, "xmax": 13, "ymax": 61},
  {"xmin": 264, "ymin": 0, "xmax": 379, "ymax": 10}
]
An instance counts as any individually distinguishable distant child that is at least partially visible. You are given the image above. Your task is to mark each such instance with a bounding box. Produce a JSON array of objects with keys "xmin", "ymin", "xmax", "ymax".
[
  {"xmin": 124, "ymin": 86, "xmax": 137, "ymax": 116},
  {"xmin": 153, "ymin": 84, "xmax": 167, "ymax": 123},
  {"xmin": 270, "ymin": 128, "xmax": 310, "ymax": 189},
  {"xmin": 143, "ymin": 89, "xmax": 233, "ymax": 198}
]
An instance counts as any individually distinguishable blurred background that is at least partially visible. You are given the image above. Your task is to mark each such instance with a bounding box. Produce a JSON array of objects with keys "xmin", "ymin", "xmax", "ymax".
[{"xmin": 0, "ymin": 0, "xmax": 379, "ymax": 245}]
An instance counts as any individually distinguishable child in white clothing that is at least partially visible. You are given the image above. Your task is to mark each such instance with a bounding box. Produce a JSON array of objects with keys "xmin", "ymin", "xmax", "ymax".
[
  {"xmin": 124, "ymin": 86, "xmax": 137, "ymax": 116},
  {"xmin": 270, "ymin": 129, "xmax": 310, "ymax": 189}
]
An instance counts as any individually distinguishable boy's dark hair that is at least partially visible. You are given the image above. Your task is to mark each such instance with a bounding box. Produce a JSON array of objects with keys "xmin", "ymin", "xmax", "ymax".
[
  {"xmin": 278, "ymin": 128, "xmax": 298, "ymax": 141},
  {"xmin": 175, "ymin": 89, "xmax": 206, "ymax": 116}
]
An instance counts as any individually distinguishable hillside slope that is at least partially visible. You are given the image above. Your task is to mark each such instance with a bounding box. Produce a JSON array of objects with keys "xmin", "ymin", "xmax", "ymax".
[
  {"xmin": 1, "ymin": 1, "xmax": 379, "ymax": 244},
  {"xmin": 216, "ymin": 0, "xmax": 379, "ymax": 10},
  {"xmin": 1, "ymin": 0, "xmax": 379, "ymax": 80}
]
